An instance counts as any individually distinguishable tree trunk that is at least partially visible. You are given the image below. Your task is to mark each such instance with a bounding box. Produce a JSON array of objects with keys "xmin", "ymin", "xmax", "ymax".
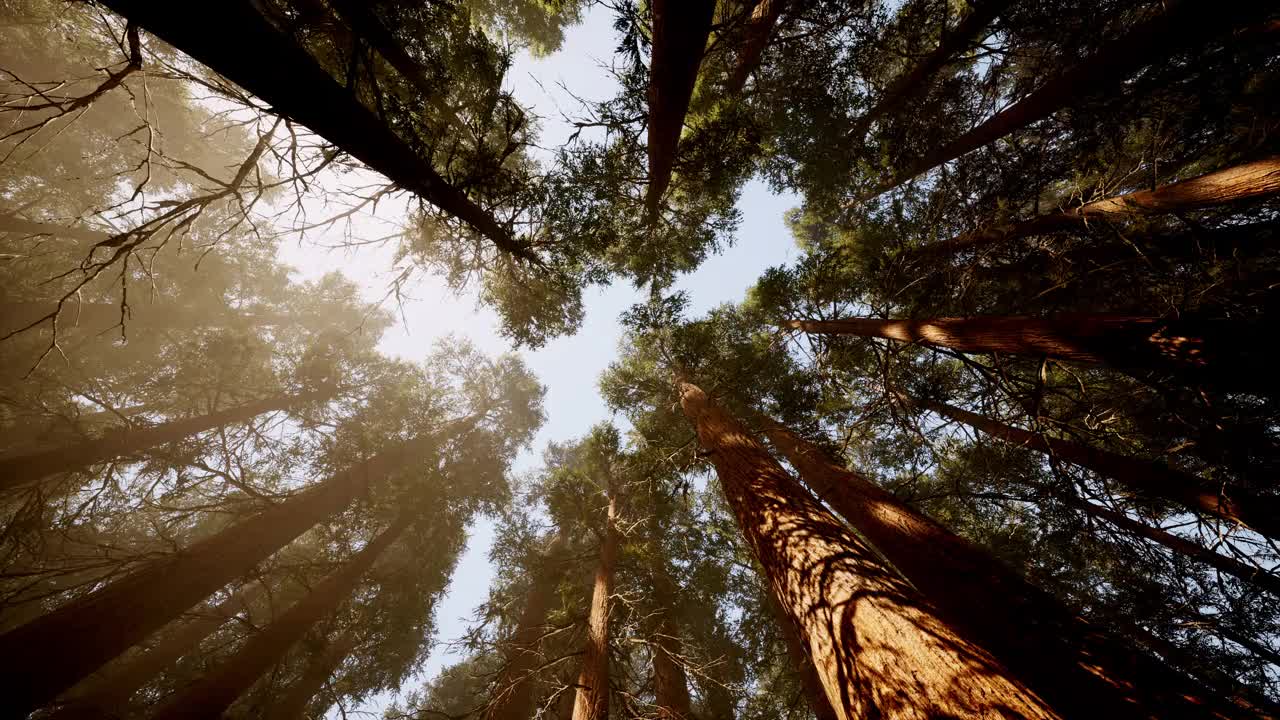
[
  {"xmin": 864, "ymin": 0, "xmax": 1266, "ymax": 199},
  {"xmin": 0, "ymin": 417, "xmax": 468, "ymax": 717},
  {"xmin": 846, "ymin": 0, "xmax": 1011, "ymax": 143},
  {"xmin": 97, "ymin": 0, "xmax": 536, "ymax": 264},
  {"xmin": 767, "ymin": 592, "xmax": 838, "ymax": 720},
  {"xmin": 0, "ymin": 388, "xmax": 334, "ymax": 492},
  {"xmin": 46, "ymin": 583, "xmax": 263, "ymax": 720},
  {"xmin": 760, "ymin": 415, "xmax": 1259, "ymax": 718},
  {"xmin": 0, "ymin": 215, "xmax": 108, "ymax": 243},
  {"xmin": 787, "ymin": 314, "xmax": 1272, "ymax": 396},
  {"xmin": 149, "ymin": 515, "xmax": 411, "ymax": 720},
  {"xmin": 723, "ymin": 0, "xmax": 789, "ymax": 95},
  {"xmin": 675, "ymin": 376, "xmax": 1060, "ymax": 720},
  {"xmin": 645, "ymin": 0, "xmax": 717, "ymax": 216},
  {"xmin": 909, "ymin": 156, "xmax": 1280, "ymax": 261},
  {"xmin": 650, "ymin": 562, "xmax": 692, "ymax": 720},
  {"xmin": 485, "ymin": 529, "xmax": 570, "ymax": 720},
  {"xmin": 915, "ymin": 397, "xmax": 1280, "ymax": 540},
  {"xmin": 0, "ymin": 401, "xmax": 163, "ymax": 455},
  {"xmin": 571, "ymin": 487, "xmax": 620, "ymax": 720},
  {"xmin": 270, "ymin": 626, "xmax": 362, "ymax": 720}
]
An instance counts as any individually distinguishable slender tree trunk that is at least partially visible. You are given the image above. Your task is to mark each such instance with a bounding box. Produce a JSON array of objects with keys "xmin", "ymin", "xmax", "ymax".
[
  {"xmin": 863, "ymin": 0, "xmax": 1266, "ymax": 199},
  {"xmin": 645, "ymin": 0, "xmax": 717, "ymax": 216},
  {"xmin": 97, "ymin": 0, "xmax": 536, "ymax": 263},
  {"xmin": 485, "ymin": 529, "xmax": 570, "ymax": 720},
  {"xmin": 0, "ymin": 388, "xmax": 334, "ymax": 492},
  {"xmin": 909, "ymin": 156, "xmax": 1280, "ymax": 261},
  {"xmin": 915, "ymin": 397, "xmax": 1280, "ymax": 540},
  {"xmin": 846, "ymin": 0, "xmax": 1011, "ymax": 143},
  {"xmin": 787, "ymin": 314, "xmax": 1272, "ymax": 395},
  {"xmin": 675, "ymin": 376, "xmax": 1060, "ymax": 720},
  {"xmin": 46, "ymin": 583, "xmax": 263, "ymax": 720},
  {"xmin": 0, "ymin": 401, "xmax": 163, "ymax": 454},
  {"xmin": 760, "ymin": 416, "xmax": 1259, "ymax": 718},
  {"xmin": 0, "ymin": 417, "xmax": 469, "ymax": 717},
  {"xmin": 149, "ymin": 515, "xmax": 411, "ymax": 720},
  {"xmin": 766, "ymin": 592, "xmax": 838, "ymax": 720},
  {"xmin": 723, "ymin": 0, "xmax": 789, "ymax": 95},
  {"xmin": 572, "ymin": 486, "xmax": 620, "ymax": 720},
  {"xmin": 650, "ymin": 562, "xmax": 692, "ymax": 720},
  {"xmin": 270, "ymin": 626, "xmax": 362, "ymax": 720}
]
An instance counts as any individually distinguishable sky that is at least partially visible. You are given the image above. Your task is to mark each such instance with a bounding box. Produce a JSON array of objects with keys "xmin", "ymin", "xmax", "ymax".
[{"xmin": 278, "ymin": 6, "xmax": 798, "ymax": 713}]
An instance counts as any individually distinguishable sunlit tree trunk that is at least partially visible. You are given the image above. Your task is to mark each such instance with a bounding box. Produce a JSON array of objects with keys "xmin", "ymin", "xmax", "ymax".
[
  {"xmin": 914, "ymin": 396, "xmax": 1280, "ymax": 540},
  {"xmin": 150, "ymin": 515, "xmax": 411, "ymax": 720},
  {"xmin": 645, "ymin": 0, "xmax": 717, "ymax": 216},
  {"xmin": 0, "ymin": 417, "xmax": 469, "ymax": 717},
  {"xmin": 650, "ymin": 562, "xmax": 691, "ymax": 720},
  {"xmin": 724, "ymin": 0, "xmax": 789, "ymax": 94},
  {"xmin": 0, "ymin": 388, "xmax": 334, "ymax": 492},
  {"xmin": 485, "ymin": 529, "xmax": 570, "ymax": 720},
  {"xmin": 270, "ymin": 626, "xmax": 362, "ymax": 720},
  {"xmin": 767, "ymin": 592, "xmax": 838, "ymax": 720},
  {"xmin": 760, "ymin": 415, "xmax": 1256, "ymax": 718},
  {"xmin": 787, "ymin": 314, "xmax": 1271, "ymax": 395},
  {"xmin": 572, "ymin": 484, "xmax": 620, "ymax": 720},
  {"xmin": 675, "ymin": 376, "xmax": 1060, "ymax": 720}
]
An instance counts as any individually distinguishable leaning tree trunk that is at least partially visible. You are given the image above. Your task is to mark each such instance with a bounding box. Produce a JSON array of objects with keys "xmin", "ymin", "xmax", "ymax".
[
  {"xmin": 767, "ymin": 591, "xmax": 839, "ymax": 720},
  {"xmin": 650, "ymin": 561, "xmax": 692, "ymax": 720},
  {"xmin": 723, "ymin": 0, "xmax": 789, "ymax": 95},
  {"xmin": 485, "ymin": 529, "xmax": 570, "ymax": 720},
  {"xmin": 0, "ymin": 388, "xmax": 334, "ymax": 492},
  {"xmin": 863, "ymin": 0, "xmax": 1267, "ymax": 199},
  {"xmin": 908, "ymin": 156, "xmax": 1280, "ymax": 261},
  {"xmin": 269, "ymin": 626, "xmax": 362, "ymax": 720},
  {"xmin": 571, "ymin": 486, "xmax": 620, "ymax": 720},
  {"xmin": 760, "ymin": 416, "xmax": 1257, "ymax": 719},
  {"xmin": 150, "ymin": 515, "xmax": 411, "ymax": 720},
  {"xmin": 645, "ymin": 0, "xmax": 717, "ymax": 216},
  {"xmin": 787, "ymin": 314, "xmax": 1272, "ymax": 396},
  {"xmin": 914, "ymin": 397, "xmax": 1280, "ymax": 540},
  {"xmin": 0, "ymin": 416, "xmax": 468, "ymax": 717},
  {"xmin": 675, "ymin": 376, "xmax": 1060, "ymax": 720}
]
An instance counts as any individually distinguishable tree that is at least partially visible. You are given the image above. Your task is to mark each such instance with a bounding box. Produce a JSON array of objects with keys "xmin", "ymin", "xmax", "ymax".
[
  {"xmin": 270, "ymin": 627, "xmax": 363, "ymax": 720},
  {"xmin": 571, "ymin": 468, "xmax": 619, "ymax": 720}
]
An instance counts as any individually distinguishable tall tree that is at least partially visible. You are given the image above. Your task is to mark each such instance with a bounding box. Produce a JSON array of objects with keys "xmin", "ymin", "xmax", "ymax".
[
  {"xmin": 270, "ymin": 627, "xmax": 362, "ymax": 720},
  {"xmin": 650, "ymin": 560, "xmax": 692, "ymax": 720},
  {"xmin": 571, "ymin": 478, "xmax": 620, "ymax": 720},
  {"xmin": 724, "ymin": 0, "xmax": 790, "ymax": 95}
]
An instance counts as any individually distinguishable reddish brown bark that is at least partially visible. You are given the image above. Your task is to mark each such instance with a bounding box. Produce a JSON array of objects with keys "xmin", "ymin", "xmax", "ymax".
[
  {"xmin": 724, "ymin": 0, "xmax": 789, "ymax": 95},
  {"xmin": 150, "ymin": 516, "xmax": 411, "ymax": 720},
  {"xmin": 270, "ymin": 626, "xmax": 361, "ymax": 720},
  {"xmin": 916, "ymin": 397, "xmax": 1280, "ymax": 540},
  {"xmin": 676, "ymin": 377, "xmax": 1060, "ymax": 720},
  {"xmin": 650, "ymin": 562, "xmax": 691, "ymax": 720},
  {"xmin": 485, "ymin": 529, "xmax": 570, "ymax": 720},
  {"xmin": 761, "ymin": 416, "xmax": 1261, "ymax": 718},
  {"xmin": 865, "ymin": 0, "xmax": 1267, "ymax": 199},
  {"xmin": 645, "ymin": 0, "xmax": 717, "ymax": 216},
  {"xmin": 767, "ymin": 592, "xmax": 838, "ymax": 720},
  {"xmin": 572, "ymin": 487, "xmax": 620, "ymax": 720},
  {"xmin": 787, "ymin": 314, "xmax": 1271, "ymax": 395},
  {"xmin": 0, "ymin": 389, "xmax": 334, "ymax": 492},
  {"xmin": 0, "ymin": 418, "xmax": 468, "ymax": 717},
  {"xmin": 909, "ymin": 156, "xmax": 1280, "ymax": 261}
]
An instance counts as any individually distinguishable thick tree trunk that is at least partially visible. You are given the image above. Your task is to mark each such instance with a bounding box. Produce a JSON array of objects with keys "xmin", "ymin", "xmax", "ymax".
[
  {"xmin": 723, "ymin": 0, "xmax": 789, "ymax": 95},
  {"xmin": 150, "ymin": 515, "xmax": 411, "ymax": 720},
  {"xmin": 270, "ymin": 626, "xmax": 362, "ymax": 720},
  {"xmin": 787, "ymin": 314, "xmax": 1272, "ymax": 395},
  {"xmin": 0, "ymin": 417, "xmax": 467, "ymax": 717},
  {"xmin": 675, "ymin": 376, "xmax": 1060, "ymax": 720},
  {"xmin": 0, "ymin": 388, "xmax": 333, "ymax": 492},
  {"xmin": 761, "ymin": 416, "xmax": 1259, "ymax": 718},
  {"xmin": 846, "ymin": 0, "xmax": 1011, "ymax": 143},
  {"xmin": 96, "ymin": 0, "xmax": 536, "ymax": 263},
  {"xmin": 864, "ymin": 0, "xmax": 1265, "ymax": 199},
  {"xmin": 572, "ymin": 488, "xmax": 620, "ymax": 720},
  {"xmin": 650, "ymin": 562, "xmax": 692, "ymax": 720},
  {"xmin": 909, "ymin": 156, "xmax": 1280, "ymax": 261},
  {"xmin": 915, "ymin": 397, "xmax": 1280, "ymax": 540},
  {"xmin": 0, "ymin": 401, "xmax": 163, "ymax": 455},
  {"xmin": 767, "ymin": 592, "xmax": 838, "ymax": 720},
  {"xmin": 645, "ymin": 0, "xmax": 717, "ymax": 216},
  {"xmin": 485, "ymin": 529, "xmax": 570, "ymax": 720}
]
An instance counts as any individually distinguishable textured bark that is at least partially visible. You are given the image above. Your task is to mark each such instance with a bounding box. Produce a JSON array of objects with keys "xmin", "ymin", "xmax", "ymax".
[
  {"xmin": 675, "ymin": 377, "xmax": 1060, "ymax": 720},
  {"xmin": 485, "ymin": 529, "xmax": 570, "ymax": 720},
  {"xmin": 572, "ymin": 488, "xmax": 620, "ymax": 720},
  {"xmin": 0, "ymin": 418, "xmax": 465, "ymax": 717},
  {"xmin": 917, "ymin": 397, "xmax": 1280, "ymax": 541},
  {"xmin": 787, "ymin": 314, "xmax": 1272, "ymax": 395},
  {"xmin": 645, "ymin": 0, "xmax": 717, "ymax": 216},
  {"xmin": 761, "ymin": 416, "xmax": 1258, "ymax": 719},
  {"xmin": 0, "ymin": 389, "xmax": 333, "ymax": 492},
  {"xmin": 97, "ymin": 0, "xmax": 536, "ymax": 263},
  {"xmin": 910, "ymin": 156, "xmax": 1280, "ymax": 261},
  {"xmin": 650, "ymin": 562, "xmax": 692, "ymax": 720},
  {"xmin": 767, "ymin": 593, "xmax": 839, "ymax": 720},
  {"xmin": 150, "ymin": 516, "xmax": 411, "ymax": 720},
  {"xmin": 846, "ymin": 0, "xmax": 1011, "ymax": 143},
  {"xmin": 866, "ymin": 0, "xmax": 1266, "ymax": 198},
  {"xmin": 270, "ymin": 626, "xmax": 361, "ymax": 720},
  {"xmin": 723, "ymin": 0, "xmax": 789, "ymax": 95}
]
